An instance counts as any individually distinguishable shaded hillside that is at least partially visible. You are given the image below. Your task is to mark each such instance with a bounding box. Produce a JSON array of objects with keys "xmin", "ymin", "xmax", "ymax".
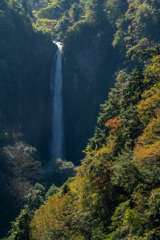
[
  {"xmin": 0, "ymin": 0, "xmax": 56, "ymax": 237},
  {"xmin": 0, "ymin": 0, "xmax": 57, "ymax": 155}
]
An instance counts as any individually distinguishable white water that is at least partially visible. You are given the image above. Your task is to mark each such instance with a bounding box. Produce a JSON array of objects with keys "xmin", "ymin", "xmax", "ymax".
[{"xmin": 50, "ymin": 41, "xmax": 64, "ymax": 160}]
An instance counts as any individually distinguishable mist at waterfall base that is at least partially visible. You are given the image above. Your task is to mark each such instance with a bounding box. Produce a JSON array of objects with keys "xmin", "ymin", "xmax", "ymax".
[{"xmin": 49, "ymin": 41, "xmax": 64, "ymax": 162}]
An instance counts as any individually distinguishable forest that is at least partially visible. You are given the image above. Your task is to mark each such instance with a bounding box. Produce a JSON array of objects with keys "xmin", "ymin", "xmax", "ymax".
[{"xmin": 1, "ymin": 0, "xmax": 160, "ymax": 239}]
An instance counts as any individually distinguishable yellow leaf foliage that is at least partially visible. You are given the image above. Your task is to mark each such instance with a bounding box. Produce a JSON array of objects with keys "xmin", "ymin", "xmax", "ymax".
[
  {"xmin": 30, "ymin": 193, "xmax": 76, "ymax": 240},
  {"xmin": 137, "ymin": 82, "xmax": 160, "ymax": 125},
  {"xmin": 134, "ymin": 110, "xmax": 160, "ymax": 167},
  {"xmin": 144, "ymin": 55, "xmax": 160, "ymax": 85}
]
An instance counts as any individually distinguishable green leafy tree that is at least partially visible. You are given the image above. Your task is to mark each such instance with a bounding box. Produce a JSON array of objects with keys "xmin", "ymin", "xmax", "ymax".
[
  {"xmin": 26, "ymin": 183, "xmax": 45, "ymax": 211},
  {"xmin": 7, "ymin": 206, "xmax": 32, "ymax": 240},
  {"xmin": 111, "ymin": 150, "xmax": 139, "ymax": 193},
  {"xmin": 106, "ymin": 0, "xmax": 128, "ymax": 27},
  {"xmin": 45, "ymin": 183, "xmax": 59, "ymax": 200}
]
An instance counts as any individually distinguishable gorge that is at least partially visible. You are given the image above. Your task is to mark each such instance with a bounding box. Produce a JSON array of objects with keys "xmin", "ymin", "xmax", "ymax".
[{"xmin": 2, "ymin": 0, "xmax": 160, "ymax": 239}]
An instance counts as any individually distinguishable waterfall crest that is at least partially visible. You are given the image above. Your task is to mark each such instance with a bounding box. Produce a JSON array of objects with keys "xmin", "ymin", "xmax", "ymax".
[{"xmin": 50, "ymin": 41, "xmax": 64, "ymax": 160}]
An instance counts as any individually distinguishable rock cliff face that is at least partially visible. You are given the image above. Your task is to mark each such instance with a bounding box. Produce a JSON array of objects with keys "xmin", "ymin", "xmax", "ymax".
[
  {"xmin": 6, "ymin": 42, "xmax": 56, "ymax": 160},
  {"xmin": 0, "ymin": 35, "xmax": 56, "ymax": 237},
  {"xmin": 63, "ymin": 33, "xmax": 122, "ymax": 164}
]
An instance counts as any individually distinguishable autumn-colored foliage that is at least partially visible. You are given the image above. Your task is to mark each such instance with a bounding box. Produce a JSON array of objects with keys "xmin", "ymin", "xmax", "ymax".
[
  {"xmin": 105, "ymin": 116, "xmax": 122, "ymax": 133},
  {"xmin": 144, "ymin": 55, "xmax": 160, "ymax": 85},
  {"xmin": 30, "ymin": 193, "xmax": 76, "ymax": 240},
  {"xmin": 27, "ymin": 51, "xmax": 160, "ymax": 240},
  {"xmin": 28, "ymin": 51, "xmax": 160, "ymax": 239},
  {"xmin": 137, "ymin": 83, "xmax": 160, "ymax": 125},
  {"xmin": 134, "ymin": 110, "xmax": 160, "ymax": 168}
]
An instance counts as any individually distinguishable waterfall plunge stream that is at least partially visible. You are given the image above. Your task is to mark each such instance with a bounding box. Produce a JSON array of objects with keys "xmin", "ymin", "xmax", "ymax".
[{"xmin": 50, "ymin": 41, "xmax": 64, "ymax": 160}]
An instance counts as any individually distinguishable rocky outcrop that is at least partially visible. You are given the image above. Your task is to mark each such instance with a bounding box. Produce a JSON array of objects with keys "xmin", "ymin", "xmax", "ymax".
[{"xmin": 63, "ymin": 32, "xmax": 122, "ymax": 164}]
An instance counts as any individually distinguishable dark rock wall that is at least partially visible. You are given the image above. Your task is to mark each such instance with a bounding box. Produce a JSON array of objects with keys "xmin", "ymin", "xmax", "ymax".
[{"xmin": 63, "ymin": 33, "xmax": 122, "ymax": 164}]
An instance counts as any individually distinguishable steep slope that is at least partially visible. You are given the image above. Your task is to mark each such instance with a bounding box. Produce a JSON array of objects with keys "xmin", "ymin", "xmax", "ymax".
[
  {"xmin": 29, "ymin": 52, "xmax": 160, "ymax": 240},
  {"xmin": 63, "ymin": 29, "xmax": 122, "ymax": 163},
  {"xmin": 0, "ymin": 0, "xmax": 56, "ymax": 237}
]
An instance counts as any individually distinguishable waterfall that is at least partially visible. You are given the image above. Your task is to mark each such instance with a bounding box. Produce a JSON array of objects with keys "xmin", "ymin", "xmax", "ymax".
[{"xmin": 50, "ymin": 41, "xmax": 64, "ymax": 160}]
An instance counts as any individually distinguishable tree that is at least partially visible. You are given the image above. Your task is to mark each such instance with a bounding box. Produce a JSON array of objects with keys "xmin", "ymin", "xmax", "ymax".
[
  {"xmin": 137, "ymin": 83, "xmax": 160, "ymax": 126},
  {"xmin": 30, "ymin": 192, "xmax": 77, "ymax": 240},
  {"xmin": 111, "ymin": 150, "xmax": 139, "ymax": 193},
  {"xmin": 26, "ymin": 183, "xmax": 45, "ymax": 211},
  {"xmin": 120, "ymin": 67, "xmax": 144, "ymax": 148},
  {"xmin": 134, "ymin": 110, "xmax": 160, "ymax": 187},
  {"xmin": 7, "ymin": 206, "xmax": 32, "ymax": 240},
  {"xmin": 106, "ymin": 0, "xmax": 128, "ymax": 27},
  {"xmin": 45, "ymin": 184, "xmax": 59, "ymax": 200}
]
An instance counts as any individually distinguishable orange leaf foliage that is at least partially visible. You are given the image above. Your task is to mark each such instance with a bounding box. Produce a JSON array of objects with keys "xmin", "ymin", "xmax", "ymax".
[
  {"xmin": 137, "ymin": 83, "xmax": 160, "ymax": 125},
  {"xmin": 30, "ymin": 193, "xmax": 75, "ymax": 240},
  {"xmin": 134, "ymin": 110, "xmax": 160, "ymax": 167},
  {"xmin": 105, "ymin": 116, "xmax": 122, "ymax": 134}
]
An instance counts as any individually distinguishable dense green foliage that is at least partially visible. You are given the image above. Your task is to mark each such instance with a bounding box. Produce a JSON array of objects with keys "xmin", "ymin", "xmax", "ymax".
[
  {"xmin": 2, "ymin": 0, "xmax": 160, "ymax": 239},
  {"xmin": 27, "ymin": 53, "xmax": 160, "ymax": 240},
  {"xmin": 0, "ymin": 0, "xmax": 56, "ymax": 237}
]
